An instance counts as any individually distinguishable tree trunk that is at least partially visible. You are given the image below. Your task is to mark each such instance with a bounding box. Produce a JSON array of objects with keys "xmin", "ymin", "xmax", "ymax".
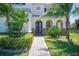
[
  {"xmin": 20, "ymin": 22, "xmax": 24, "ymax": 33},
  {"xmin": 66, "ymin": 13, "xmax": 71, "ymax": 43},
  {"xmin": 6, "ymin": 14, "xmax": 10, "ymax": 34},
  {"xmin": 18, "ymin": 22, "xmax": 24, "ymax": 37}
]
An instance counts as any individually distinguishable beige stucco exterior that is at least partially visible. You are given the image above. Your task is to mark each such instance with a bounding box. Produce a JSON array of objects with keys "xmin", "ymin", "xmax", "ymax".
[{"xmin": 0, "ymin": 3, "xmax": 66, "ymax": 35}]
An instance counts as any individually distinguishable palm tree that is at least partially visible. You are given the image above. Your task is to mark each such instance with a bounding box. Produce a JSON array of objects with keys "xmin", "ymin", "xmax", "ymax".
[
  {"xmin": 43, "ymin": 3, "xmax": 73, "ymax": 43},
  {"xmin": 10, "ymin": 9, "xmax": 28, "ymax": 36},
  {"xmin": 0, "ymin": 3, "xmax": 13, "ymax": 33},
  {"xmin": 0, "ymin": 4, "xmax": 28, "ymax": 36}
]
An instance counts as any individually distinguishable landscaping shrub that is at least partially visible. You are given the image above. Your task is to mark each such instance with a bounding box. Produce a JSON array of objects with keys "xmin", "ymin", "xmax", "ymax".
[
  {"xmin": 47, "ymin": 26, "xmax": 61, "ymax": 37},
  {"xmin": 23, "ymin": 34, "xmax": 33, "ymax": 49},
  {"xmin": 75, "ymin": 19, "xmax": 79, "ymax": 34},
  {"xmin": 60, "ymin": 29, "xmax": 66, "ymax": 36},
  {"xmin": 9, "ymin": 21, "xmax": 22, "ymax": 37},
  {"xmin": 0, "ymin": 34, "xmax": 33, "ymax": 50}
]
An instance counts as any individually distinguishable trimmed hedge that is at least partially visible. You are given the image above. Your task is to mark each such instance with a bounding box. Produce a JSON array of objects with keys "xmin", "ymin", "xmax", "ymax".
[{"xmin": 0, "ymin": 34, "xmax": 33, "ymax": 50}]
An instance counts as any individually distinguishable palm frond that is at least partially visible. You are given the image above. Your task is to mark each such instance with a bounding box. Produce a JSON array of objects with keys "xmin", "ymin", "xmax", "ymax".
[{"xmin": 42, "ymin": 3, "xmax": 73, "ymax": 17}]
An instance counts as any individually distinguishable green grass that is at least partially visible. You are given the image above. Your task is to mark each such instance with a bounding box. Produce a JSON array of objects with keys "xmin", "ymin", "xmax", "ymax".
[
  {"xmin": 45, "ymin": 32, "xmax": 79, "ymax": 56},
  {"xmin": 0, "ymin": 51, "xmax": 28, "ymax": 56},
  {"xmin": 0, "ymin": 34, "xmax": 8, "ymax": 38}
]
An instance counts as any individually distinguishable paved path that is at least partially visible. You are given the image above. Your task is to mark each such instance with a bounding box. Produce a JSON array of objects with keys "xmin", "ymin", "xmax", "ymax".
[{"xmin": 29, "ymin": 36, "xmax": 50, "ymax": 56}]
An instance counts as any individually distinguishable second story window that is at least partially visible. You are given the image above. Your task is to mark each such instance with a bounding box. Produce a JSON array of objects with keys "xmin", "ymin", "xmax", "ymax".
[
  {"xmin": 12, "ymin": 3, "xmax": 15, "ymax": 5},
  {"xmin": 37, "ymin": 6, "xmax": 40, "ymax": 10},
  {"xmin": 44, "ymin": 8, "xmax": 47, "ymax": 12},
  {"xmin": 15, "ymin": 3, "xmax": 21, "ymax": 5},
  {"xmin": 13, "ymin": 3, "xmax": 26, "ymax": 6},
  {"xmin": 22, "ymin": 3, "xmax": 25, "ymax": 5}
]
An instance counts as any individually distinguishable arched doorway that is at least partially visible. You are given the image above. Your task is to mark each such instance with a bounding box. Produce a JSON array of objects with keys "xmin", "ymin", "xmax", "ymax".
[
  {"xmin": 56, "ymin": 20, "xmax": 63, "ymax": 29},
  {"xmin": 46, "ymin": 20, "xmax": 52, "ymax": 29},
  {"xmin": 35, "ymin": 20, "xmax": 43, "ymax": 35}
]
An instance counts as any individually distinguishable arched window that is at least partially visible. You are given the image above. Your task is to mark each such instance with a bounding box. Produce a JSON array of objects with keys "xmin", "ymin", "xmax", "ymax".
[
  {"xmin": 56, "ymin": 20, "xmax": 63, "ymax": 29},
  {"xmin": 46, "ymin": 20, "xmax": 52, "ymax": 29}
]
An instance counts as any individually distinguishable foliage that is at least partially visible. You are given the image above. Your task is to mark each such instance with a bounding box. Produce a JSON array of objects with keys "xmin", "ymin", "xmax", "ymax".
[
  {"xmin": 0, "ymin": 4, "xmax": 28, "ymax": 37},
  {"xmin": 60, "ymin": 29, "xmax": 66, "ymax": 36},
  {"xmin": 70, "ymin": 23, "xmax": 77, "ymax": 30},
  {"xmin": 42, "ymin": 3, "xmax": 73, "ymax": 17},
  {"xmin": 45, "ymin": 32, "xmax": 79, "ymax": 56},
  {"xmin": 9, "ymin": 9, "xmax": 28, "ymax": 37},
  {"xmin": 70, "ymin": 23, "xmax": 77, "ymax": 32},
  {"xmin": 75, "ymin": 19, "xmax": 79, "ymax": 34},
  {"xmin": 0, "ymin": 51, "xmax": 28, "ymax": 56},
  {"xmin": 0, "ymin": 4, "xmax": 13, "ymax": 33},
  {"xmin": 0, "ymin": 3, "xmax": 13, "ymax": 16},
  {"xmin": 75, "ymin": 19, "xmax": 79, "ymax": 30},
  {"xmin": 47, "ymin": 26, "xmax": 61, "ymax": 37},
  {"xmin": 42, "ymin": 3, "xmax": 74, "ymax": 42},
  {"xmin": 0, "ymin": 34, "xmax": 33, "ymax": 50},
  {"xmin": 23, "ymin": 34, "xmax": 33, "ymax": 49}
]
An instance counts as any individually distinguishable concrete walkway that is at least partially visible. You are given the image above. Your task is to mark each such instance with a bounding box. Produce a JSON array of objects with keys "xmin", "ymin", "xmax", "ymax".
[{"xmin": 29, "ymin": 36, "xmax": 50, "ymax": 56}]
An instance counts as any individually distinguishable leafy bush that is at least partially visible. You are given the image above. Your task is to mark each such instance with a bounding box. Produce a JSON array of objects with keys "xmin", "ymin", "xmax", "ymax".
[
  {"xmin": 0, "ymin": 34, "xmax": 33, "ymax": 50},
  {"xmin": 60, "ymin": 29, "xmax": 66, "ymax": 36},
  {"xmin": 9, "ymin": 20, "xmax": 22, "ymax": 37},
  {"xmin": 47, "ymin": 26, "xmax": 61, "ymax": 37},
  {"xmin": 70, "ymin": 23, "xmax": 77, "ymax": 32},
  {"xmin": 23, "ymin": 34, "xmax": 33, "ymax": 49},
  {"xmin": 75, "ymin": 19, "xmax": 79, "ymax": 34},
  {"xmin": 75, "ymin": 19, "xmax": 79, "ymax": 30},
  {"xmin": 8, "ymin": 9, "xmax": 28, "ymax": 37}
]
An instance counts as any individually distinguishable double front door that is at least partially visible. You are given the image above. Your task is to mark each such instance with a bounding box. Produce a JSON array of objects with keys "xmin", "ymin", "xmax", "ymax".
[{"xmin": 35, "ymin": 21, "xmax": 42, "ymax": 35}]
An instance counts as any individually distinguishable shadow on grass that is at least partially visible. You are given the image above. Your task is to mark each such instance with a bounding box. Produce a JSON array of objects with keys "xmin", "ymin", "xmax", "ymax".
[
  {"xmin": 0, "ymin": 51, "xmax": 28, "ymax": 56},
  {"xmin": 46, "ymin": 38, "xmax": 79, "ymax": 56}
]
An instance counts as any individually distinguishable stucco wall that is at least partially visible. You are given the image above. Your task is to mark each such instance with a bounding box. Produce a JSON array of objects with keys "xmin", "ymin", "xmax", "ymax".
[
  {"xmin": 22, "ymin": 22, "xmax": 29, "ymax": 32},
  {"xmin": 13, "ymin": 3, "xmax": 46, "ymax": 16},
  {"xmin": 32, "ymin": 16, "xmax": 66, "ymax": 29},
  {"xmin": 0, "ymin": 17, "xmax": 8, "ymax": 33},
  {"xmin": 31, "ymin": 4, "xmax": 45, "ymax": 16},
  {"xmin": 0, "ymin": 16, "xmax": 66, "ymax": 33}
]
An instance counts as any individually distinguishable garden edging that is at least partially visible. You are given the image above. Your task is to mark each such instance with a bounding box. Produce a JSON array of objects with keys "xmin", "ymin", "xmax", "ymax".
[{"xmin": 0, "ymin": 48, "xmax": 28, "ymax": 53}]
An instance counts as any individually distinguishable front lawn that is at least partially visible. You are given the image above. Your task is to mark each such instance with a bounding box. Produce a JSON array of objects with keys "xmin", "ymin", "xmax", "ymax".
[
  {"xmin": 0, "ymin": 33, "xmax": 33, "ymax": 56},
  {"xmin": 45, "ymin": 32, "xmax": 79, "ymax": 56}
]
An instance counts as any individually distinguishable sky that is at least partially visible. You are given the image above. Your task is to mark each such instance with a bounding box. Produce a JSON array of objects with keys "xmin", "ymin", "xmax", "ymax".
[{"xmin": 70, "ymin": 3, "xmax": 79, "ymax": 24}]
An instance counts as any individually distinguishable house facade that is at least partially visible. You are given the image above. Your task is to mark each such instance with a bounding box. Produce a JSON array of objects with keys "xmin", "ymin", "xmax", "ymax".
[{"xmin": 0, "ymin": 3, "xmax": 66, "ymax": 35}]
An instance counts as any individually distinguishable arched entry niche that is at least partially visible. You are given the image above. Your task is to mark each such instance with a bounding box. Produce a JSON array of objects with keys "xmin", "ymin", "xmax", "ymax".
[
  {"xmin": 56, "ymin": 20, "xmax": 63, "ymax": 29},
  {"xmin": 46, "ymin": 20, "xmax": 52, "ymax": 29}
]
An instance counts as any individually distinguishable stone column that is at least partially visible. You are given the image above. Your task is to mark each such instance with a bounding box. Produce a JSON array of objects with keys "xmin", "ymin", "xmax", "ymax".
[{"xmin": 43, "ymin": 21, "xmax": 46, "ymax": 35}]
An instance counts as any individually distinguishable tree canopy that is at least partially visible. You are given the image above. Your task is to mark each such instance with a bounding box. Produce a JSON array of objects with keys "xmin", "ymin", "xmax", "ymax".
[
  {"xmin": 0, "ymin": 3, "xmax": 28, "ymax": 35},
  {"xmin": 0, "ymin": 3, "xmax": 13, "ymax": 17},
  {"xmin": 75, "ymin": 19, "xmax": 79, "ymax": 29},
  {"xmin": 42, "ymin": 3, "xmax": 73, "ymax": 17}
]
